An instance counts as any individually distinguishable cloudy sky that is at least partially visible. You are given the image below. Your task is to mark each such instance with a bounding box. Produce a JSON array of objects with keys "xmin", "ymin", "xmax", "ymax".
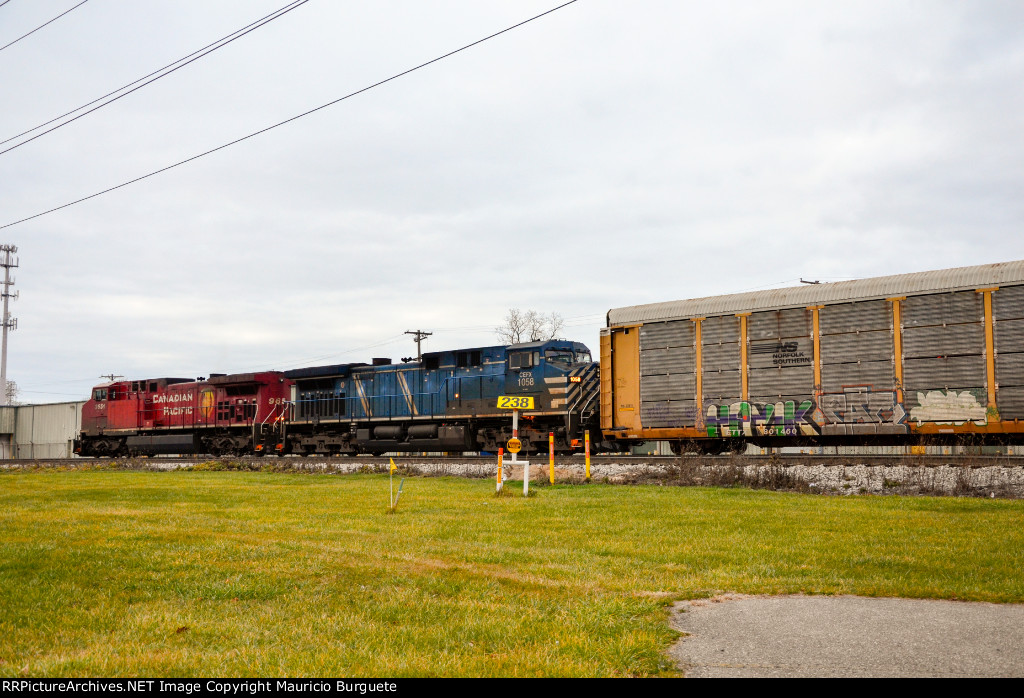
[{"xmin": 1, "ymin": 0, "xmax": 1022, "ymax": 402}]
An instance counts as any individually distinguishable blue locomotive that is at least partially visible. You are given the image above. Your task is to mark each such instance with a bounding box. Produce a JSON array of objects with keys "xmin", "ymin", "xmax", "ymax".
[{"xmin": 283, "ymin": 339, "xmax": 600, "ymax": 455}]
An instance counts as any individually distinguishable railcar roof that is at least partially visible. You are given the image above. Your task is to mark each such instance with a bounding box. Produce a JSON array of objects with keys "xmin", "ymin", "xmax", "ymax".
[{"xmin": 607, "ymin": 259, "xmax": 1024, "ymax": 327}]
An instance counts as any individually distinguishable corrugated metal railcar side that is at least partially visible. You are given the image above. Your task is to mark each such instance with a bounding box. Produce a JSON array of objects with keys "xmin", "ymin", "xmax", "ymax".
[{"xmin": 601, "ymin": 260, "xmax": 1024, "ymax": 451}]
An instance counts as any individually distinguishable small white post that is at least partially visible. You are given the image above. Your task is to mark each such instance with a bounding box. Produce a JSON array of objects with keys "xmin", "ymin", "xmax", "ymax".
[
  {"xmin": 504, "ymin": 407, "xmax": 528, "ymax": 495},
  {"xmin": 511, "ymin": 409, "xmax": 519, "ymax": 465}
]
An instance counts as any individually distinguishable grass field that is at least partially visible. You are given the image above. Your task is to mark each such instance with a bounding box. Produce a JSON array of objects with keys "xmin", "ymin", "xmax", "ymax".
[{"xmin": 1, "ymin": 470, "xmax": 1023, "ymax": 677}]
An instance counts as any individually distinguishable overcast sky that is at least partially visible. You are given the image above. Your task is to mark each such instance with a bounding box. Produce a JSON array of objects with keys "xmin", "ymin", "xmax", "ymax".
[{"xmin": 1, "ymin": 0, "xmax": 1022, "ymax": 402}]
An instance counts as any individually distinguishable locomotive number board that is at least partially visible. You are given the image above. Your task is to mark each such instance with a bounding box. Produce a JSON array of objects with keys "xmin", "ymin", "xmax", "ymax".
[{"xmin": 497, "ymin": 396, "xmax": 534, "ymax": 410}]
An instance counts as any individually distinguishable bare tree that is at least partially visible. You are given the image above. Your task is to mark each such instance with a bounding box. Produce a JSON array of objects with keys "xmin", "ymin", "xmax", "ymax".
[
  {"xmin": 495, "ymin": 308, "xmax": 527, "ymax": 344},
  {"xmin": 541, "ymin": 311, "xmax": 564, "ymax": 340},
  {"xmin": 4, "ymin": 380, "xmax": 19, "ymax": 405},
  {"xmin": 496, "ymin": 309, "xmax": 564, "ymax": 344}
]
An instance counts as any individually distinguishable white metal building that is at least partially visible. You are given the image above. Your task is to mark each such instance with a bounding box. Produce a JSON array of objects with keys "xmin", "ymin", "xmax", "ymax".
[{"xmin": 0, "ymin": 402, "xmax": 84, "ymax": 458}]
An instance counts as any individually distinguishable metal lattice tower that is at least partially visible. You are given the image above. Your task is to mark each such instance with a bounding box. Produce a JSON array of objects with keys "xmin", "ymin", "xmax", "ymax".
[{"xmin": 0, "ymin": 245, "xmax": 18, "ymax": 407}]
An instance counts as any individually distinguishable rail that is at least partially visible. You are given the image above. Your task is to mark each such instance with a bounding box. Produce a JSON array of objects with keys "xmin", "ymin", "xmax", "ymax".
[{"xmin": 13, "ymin": 453, "xmax": 1024, "ymax": 466}]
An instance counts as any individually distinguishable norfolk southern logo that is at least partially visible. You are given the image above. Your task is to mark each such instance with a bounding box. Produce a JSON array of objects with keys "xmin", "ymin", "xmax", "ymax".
[{"xmin": 751, "ymin": 340, "xmax": 812, "ymax": 366}]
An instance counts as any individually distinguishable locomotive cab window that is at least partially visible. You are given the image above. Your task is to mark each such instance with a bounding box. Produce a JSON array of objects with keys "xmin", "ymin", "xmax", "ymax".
[
  {"xmin": 510, "ymin": 351, "xmax": 539, "ymax": 370},
  {"xmin": 545, "ymin": 349, "xmax": 574, "ymax": 366},
  {"xmin": 92, "ymin": 388, "xmax": 107, "ymax": 401}
]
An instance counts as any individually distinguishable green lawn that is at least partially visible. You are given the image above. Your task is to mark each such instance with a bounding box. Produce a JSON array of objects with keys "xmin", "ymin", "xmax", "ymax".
[{"xmin": 1, "ymin": 471, "xmax": 1022, "ymax": 677}]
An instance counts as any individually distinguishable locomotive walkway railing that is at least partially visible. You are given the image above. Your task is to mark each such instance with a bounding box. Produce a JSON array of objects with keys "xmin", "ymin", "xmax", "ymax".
[{"xmin": 290, "ymin": 374, "xmax": 514, "ymax": 423}]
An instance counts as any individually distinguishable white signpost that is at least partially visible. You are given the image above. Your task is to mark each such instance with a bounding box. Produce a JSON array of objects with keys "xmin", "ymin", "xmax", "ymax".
[{"xmin": 497, "ymin": 396, "xmax": 533, "ymax": 496}]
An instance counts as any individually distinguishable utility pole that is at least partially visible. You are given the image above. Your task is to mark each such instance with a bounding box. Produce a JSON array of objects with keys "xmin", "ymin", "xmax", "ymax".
[
  {"xmin": 100, "ymin": 374, "xmax": 124, "ymax": 383},
  {"xmin": 0, "ymin": 245, "xmax": 18, "ymax": 407},
  {"xmin": 404, "ymin": 330, "xmax": 432, "ymax": 362}
]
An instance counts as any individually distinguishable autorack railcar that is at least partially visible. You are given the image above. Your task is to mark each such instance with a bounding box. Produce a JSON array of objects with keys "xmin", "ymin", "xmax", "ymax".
[{"xmin": 601, "ymin": 260, "xmax": 1024, "ymax": 454}]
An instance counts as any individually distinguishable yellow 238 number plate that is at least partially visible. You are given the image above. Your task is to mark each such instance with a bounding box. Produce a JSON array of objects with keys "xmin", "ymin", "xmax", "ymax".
[{"xmin": 497, "ymin": 396, "xmax": 534, "ymax": 410}]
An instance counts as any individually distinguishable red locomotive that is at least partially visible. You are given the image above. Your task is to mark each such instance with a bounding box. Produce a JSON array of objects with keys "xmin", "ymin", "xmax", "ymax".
[{"xmin": 75, "ymin": 372, "xmax": 290, "ymax": 457}]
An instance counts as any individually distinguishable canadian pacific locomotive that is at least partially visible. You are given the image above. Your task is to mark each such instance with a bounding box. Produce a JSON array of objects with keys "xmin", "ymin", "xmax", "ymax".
[{"xmin": 75, "ymin": 339, "xmax": 600, "ymax": 457}]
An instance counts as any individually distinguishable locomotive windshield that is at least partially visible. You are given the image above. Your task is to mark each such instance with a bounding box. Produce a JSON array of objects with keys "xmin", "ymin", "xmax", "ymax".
[
  {"xmin": 545, "ymin": 349, "xmax": 592, "ymax": 366},
  {"xmin": 545, "ymin": 349, "xmax": 574, "ymax": 366}
]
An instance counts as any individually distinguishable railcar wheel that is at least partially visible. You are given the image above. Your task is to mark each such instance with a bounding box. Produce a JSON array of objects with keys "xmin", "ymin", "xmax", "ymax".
[
  {"xmin": 699, "ymin": 441, "xmax": 728, "ymax": 455},
  {"xmin": 728, "ymin": 440, "xmax": 748, "ymax": 455}
]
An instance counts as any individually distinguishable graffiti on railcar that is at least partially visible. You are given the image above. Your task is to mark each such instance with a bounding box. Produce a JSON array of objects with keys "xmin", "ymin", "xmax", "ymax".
[
  {"xmin": 819, "ymin": 386, "xmax": 908, "ymax": 435},
  {"xmin": 705, "ymin": 400, "xmax": 818, "ymax": 438},
  {"xmin": 910, "ymin": 389, "xmax": 987, "ymax": 426}
]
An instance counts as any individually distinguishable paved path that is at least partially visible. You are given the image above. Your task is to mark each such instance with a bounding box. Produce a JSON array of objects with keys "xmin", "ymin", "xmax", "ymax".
[{"xmin": 669, "ymin": 595, "xmax": 1024, "ymax": 677}]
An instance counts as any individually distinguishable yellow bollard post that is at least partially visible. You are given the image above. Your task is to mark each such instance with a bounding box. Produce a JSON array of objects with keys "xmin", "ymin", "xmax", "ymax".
[
  {"xmin": 549, "ymin": 432, "xmax": 554, "ymax": 485},
  {"xmin": 585, "ymin": 430, "xmax": 591, "ymax": 482},
  {"xmin": 497, "ymin": 447, "xmax": 504, "ymax": 493}
]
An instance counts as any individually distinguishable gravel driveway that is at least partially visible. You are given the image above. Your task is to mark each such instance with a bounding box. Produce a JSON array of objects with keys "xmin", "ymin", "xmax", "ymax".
[{"xmin": 670, "ymin": 595, "xmax": 1024, "ymax": 677}]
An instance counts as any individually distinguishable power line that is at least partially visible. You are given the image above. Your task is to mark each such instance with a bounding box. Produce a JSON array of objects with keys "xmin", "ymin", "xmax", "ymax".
[
  {"xmin": 20, "ymin": 376, "xmax": 105, "ymax": 389},
  {"xmin": 0, "ymin": 0, "xmax": 580, "ymax": 232},
  {"xmin": 247, "ymin": 334, "xmax": 410, "ymax": 372},
  {"xmin": 0, "ymin": 0, "xmax": 311, "ymax": 154},
  {"xmin": 0, "ymin": 1, "xmax": 15, "ymax": 10},
  {"xmin": 0, "ymin": 0, "xmax": 90, "ymax": 54}
]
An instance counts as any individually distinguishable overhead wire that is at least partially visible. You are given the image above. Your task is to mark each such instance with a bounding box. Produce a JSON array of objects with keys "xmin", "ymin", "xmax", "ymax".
[
  {"xmin": 0, "ymin": 0, "xmax": 311, "ymax": 154},
  {"xmin": 0, "ymin": 0, "xmax": 90, "ymax": 54},
  {"xmin": 251, "ymin": 334, "xmax": 409, "ymax": 372},
  {"xmin": 0, "ymin": 0, "xmax": 580, "ymax": 231}
]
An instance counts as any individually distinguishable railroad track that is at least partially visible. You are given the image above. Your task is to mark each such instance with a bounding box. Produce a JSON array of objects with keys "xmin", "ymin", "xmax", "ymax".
[{"xmin": 7, "ymin": 453, "xmax": 1024, "ymax": 468}]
